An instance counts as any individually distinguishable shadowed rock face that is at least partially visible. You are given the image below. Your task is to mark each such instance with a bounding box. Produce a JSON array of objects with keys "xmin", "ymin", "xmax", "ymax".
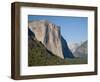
[
  {"xmin": 28, "ymin": 20, "xmax": 74, "ymax": 59},
  {"xmin": 61, "ymin": 36, "xmax": 74, "ymax": 58}
]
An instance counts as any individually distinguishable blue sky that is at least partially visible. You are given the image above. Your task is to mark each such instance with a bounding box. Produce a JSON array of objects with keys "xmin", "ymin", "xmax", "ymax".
[{"xmin": 28, "ymin": 15, "xmax": 88, "ymax": 44}]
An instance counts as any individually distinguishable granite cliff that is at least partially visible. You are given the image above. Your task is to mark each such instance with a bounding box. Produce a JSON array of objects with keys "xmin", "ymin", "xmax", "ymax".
[{"xmin": 28, "ymin": 20, "xmax": 74, "ymax": 59}]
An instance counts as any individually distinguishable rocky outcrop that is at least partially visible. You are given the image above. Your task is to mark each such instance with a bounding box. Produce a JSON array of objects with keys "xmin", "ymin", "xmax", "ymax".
[{"xmin": 28, "ymin": 20, "xmax": 74, "ymax": 59}]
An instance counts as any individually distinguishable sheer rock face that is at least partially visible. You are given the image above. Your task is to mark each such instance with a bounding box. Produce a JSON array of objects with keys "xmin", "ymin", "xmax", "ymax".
[{"xmin": 28, "ymin": 20, "xmax": 74, "ymax": 59}]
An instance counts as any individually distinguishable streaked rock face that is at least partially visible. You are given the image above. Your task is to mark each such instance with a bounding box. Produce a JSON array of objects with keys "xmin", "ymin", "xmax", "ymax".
[{"xmin": 28, "ymin": 20, "xmax": 74, "ymax": 59}]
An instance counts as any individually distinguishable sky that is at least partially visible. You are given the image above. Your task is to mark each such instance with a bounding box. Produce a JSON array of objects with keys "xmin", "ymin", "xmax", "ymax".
[{"xmin": 28, "ymin": 15, "xmax": 88, "ymax": 44}]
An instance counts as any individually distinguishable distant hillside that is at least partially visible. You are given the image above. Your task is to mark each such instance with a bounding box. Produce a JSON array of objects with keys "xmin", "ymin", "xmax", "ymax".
[{"xmin": 74, "ymin": 41, "xmax": 88, "ymax": 58}]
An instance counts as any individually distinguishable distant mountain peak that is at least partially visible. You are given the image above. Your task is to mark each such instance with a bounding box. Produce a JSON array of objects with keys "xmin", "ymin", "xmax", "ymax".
[
  {"xmin": 68, "ymin": 43, "xmax": 79, "ymax": 53},
  {"xmin": 73, "ymin": 40, "xmax": 88, "ymax": 58}
]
